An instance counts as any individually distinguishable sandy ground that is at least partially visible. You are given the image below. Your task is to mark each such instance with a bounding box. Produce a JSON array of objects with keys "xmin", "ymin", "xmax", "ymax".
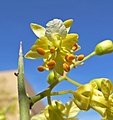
[{"xmin": 0, "ymin": 70, "xmax": 45, "ymax": 120}]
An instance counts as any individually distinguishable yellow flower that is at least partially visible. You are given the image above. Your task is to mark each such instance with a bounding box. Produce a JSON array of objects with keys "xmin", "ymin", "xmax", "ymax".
[
  {"xmin": 25, "ymin": 19, "xmax": 80, "ymax": 75},
  {"xmin": 73, "ymin": 78, "xmax": 113, "ymax": 120}
]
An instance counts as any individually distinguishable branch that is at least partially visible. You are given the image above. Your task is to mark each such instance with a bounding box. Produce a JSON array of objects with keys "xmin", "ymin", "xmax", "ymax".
[
  {"xmin": 30, "ymin": 76, "xmax": 65, "ymax": 107},
  {"xmin": 65, "ymin": 76, "xmax": 82, "ymax": 87},
  {"xmin": 18, "ymin": 41, "xmax": 30, "ymax": 120},
  {"xmin": 50, "ymin": 90, "xmax": 75, "ymax": 96},
  {"xmin": 30, "ymin": 51, "xmax": 96, "ymax": 107}
]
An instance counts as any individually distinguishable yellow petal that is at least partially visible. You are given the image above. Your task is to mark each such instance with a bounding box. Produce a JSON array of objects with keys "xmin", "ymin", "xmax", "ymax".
[
  {"xmin": 101, "ymin": 79, "xmax": 113, "ymax": 100},
  {"xmin": 31, "ymin": 37, "xmax": 49, "ymax": 51},
  {"xmin": 25, "ymin": 50, "xmax": 43, "ymax": 59},
  {"xmin": 62, "ymin": 34, "xmax": 79, "ymax": 51},
  {"xmin": 64, "ymin": 19, "xmax": 73, "ymax": 33},
  {"xmin": 30, "ymin": 23, "xmax": 46, "ymax": 38}
]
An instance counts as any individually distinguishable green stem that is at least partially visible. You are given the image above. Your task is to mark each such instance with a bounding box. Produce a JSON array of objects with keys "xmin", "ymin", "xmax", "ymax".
[
  {"xmin": 47, "ymin": 71, "xmax": 58, "ymax": 105},
  {"xmin": 30, "ymin": 76, "xmax": 65, "ymax": 107},
  {"xmin": 51, "ymin": 90, "xmax": 75, "ymax": 96},
  {"xmin": 47, "ymin": 96, "xmax": 52, "ymax": 105},
  {"xmin": 18, "ymin": 42, "xmax": 30, "ymax": 120},
  {"xmin": 81, "ymin": 51, "xmax": 96, "ymax": 62},
  {"xmin": 30, "ymin": 52, "xmax": 95, "ymax": 107},
  {"xmin": 72, "ymin": 51, "xmax": 96, "ymax": 68},
  {"xmin": 65, "ymin": 76, "xmax": 82, "ymax": 87}
]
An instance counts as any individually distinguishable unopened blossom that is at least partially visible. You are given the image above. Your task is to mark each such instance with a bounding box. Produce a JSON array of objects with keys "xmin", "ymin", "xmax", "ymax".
[
  {"xmin": 95, "ymin": 40, "xmax": 113, "ymax": 55},
  {"xmin": 25, "ymin": 19, "xmax": 80, "ymax": 75}
]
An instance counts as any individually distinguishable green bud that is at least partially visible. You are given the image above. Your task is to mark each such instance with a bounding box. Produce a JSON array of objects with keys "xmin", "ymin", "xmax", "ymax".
[
  {"xmin": 95, "ymin": 40, "xmax": 113, "ymax": 55},
  {"xmin": 47, "ymin": 72, "xmax": 56, "ymax": 84}
]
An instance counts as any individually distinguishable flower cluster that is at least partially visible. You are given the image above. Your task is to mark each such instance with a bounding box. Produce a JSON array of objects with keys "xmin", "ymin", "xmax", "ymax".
[
  {"xmin": 25, "ymin": 19, "xmax": 84, "ymax": 75},
  {"xmin": 72, "ymin": 78, "xmax": 113, "ymax": 120},
  {"xmin": 31, "ymin": 100, "xmax": 80, "ymax": 120}
]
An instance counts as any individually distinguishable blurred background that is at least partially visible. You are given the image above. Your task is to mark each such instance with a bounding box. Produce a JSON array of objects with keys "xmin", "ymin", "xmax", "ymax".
[{"xmin": 0, "ymin": 0, "xmax": 113, "ymax": 119}]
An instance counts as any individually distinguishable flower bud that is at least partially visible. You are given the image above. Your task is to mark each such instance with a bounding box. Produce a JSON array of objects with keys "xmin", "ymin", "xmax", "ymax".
[
  {"xmin": 63, "ymin": 63, "xmax": 70, "ymax": 72},
  {"xmin": 77, "ymin": 54, "xmax": 84, "ymax": 61},
  {"xmin": 36, "ymin": 48, "xmax": 45, "ymax": 55},
  {"xmin": 37, "ymin": 66, "xmax": 45, "ymax": 72},
  {"xmin": 95, "ymin": 40, "xmax": 113, "ymax": 55},
  {"xmin": 47, "ymin": 72, "xmax": 56, "ymax": 84}
]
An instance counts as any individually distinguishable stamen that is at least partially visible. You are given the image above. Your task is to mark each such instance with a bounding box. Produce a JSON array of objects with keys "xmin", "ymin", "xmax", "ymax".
[
  {"xmin": 63, "ymin": 63, "xmax": 70, "ymax": 72},
  {"xmin": 37, "ymin": 66, "xmax": 45, "ymax": 72},
  {"xmin": 48, "ymin": 66, "xmax": 55, "ymax": 70},
  {"xmin": 36, "ymin": 48, "xmax": 45, "ymax": 55},
  {"xmin": 50, "ymin": 47, "xmax": 55, "ymax": 53},
  {"xmin": 47, "ymin": 60, "xmax": 56, "ymax": 66},
  {"xmin": 72, "ymin": 44, "xmax": 78, "ymax": 51},
  {"xmin": 65, "ymin": 54, "xmax": 76, "ymax": 62},
  {"xmin": 77, "ymin": 54, "xmax": 84, "ymax": 61},
  {"xmin": 47, "ymin": 60, "xmax": 56, "ymax": 70}
]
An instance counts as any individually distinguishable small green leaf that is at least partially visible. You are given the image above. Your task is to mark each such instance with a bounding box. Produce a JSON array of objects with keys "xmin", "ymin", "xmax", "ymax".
[{"xmin": 63, "ymin": 101, "xmax": 80, "ymax": 118}]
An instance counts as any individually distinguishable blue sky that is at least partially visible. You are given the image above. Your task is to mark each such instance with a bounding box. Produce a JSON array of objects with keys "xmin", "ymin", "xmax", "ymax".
[{"xmin": 0, "ymin": 0, "xmax": 113, "ymax": 119}]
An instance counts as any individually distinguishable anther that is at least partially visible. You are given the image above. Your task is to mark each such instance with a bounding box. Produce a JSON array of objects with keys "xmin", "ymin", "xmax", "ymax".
[
  {"xmin": 72, "ymin": 44, "xmax": 78, "ymax": 51},
  {"xmin": 48, "ymin": 66, "xmax": 55, "ymax": 70},
  {"xmin": 47, "ymin": 60, "xmax": 56, "ymax": 66},
  {"xmin": 37, "ymin": 66, "xmax": 45, "ymax": 72},
  {"xmin": 65, "ymin": 54, "xmax": 76, "ymax": 62},
  {"xmin": 50, "ymin": 47, "xmax": 55, "ymax": 53},
  {"xmin": 63, "ymin": 63, "xmax": 70, "ymax": 72},
  {"xmin": 77, "ymin": 54, "xmax": 84, "ymax": 61},
  {"xmin": 47, "ymin": 60, "xmax": 56, "ymax": 70},
  {"xmin": 36, "ymin": 48, "xmax": 45, "ymax": 55}
]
